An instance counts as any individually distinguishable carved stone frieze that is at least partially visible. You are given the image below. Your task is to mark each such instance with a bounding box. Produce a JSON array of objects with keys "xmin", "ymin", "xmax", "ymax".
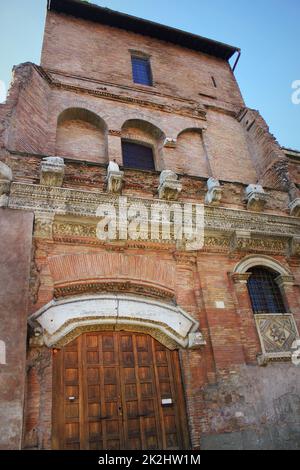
[
  {"xmin": 54, "ymin": 280, "xmax": 175, "ymax": 302},
  {"xmin": 7, "ymin": 183, "xmax": 300, "ymax": 255}
]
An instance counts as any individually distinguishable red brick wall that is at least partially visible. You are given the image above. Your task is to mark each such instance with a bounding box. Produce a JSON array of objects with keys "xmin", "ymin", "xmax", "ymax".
[{"xmin": 41, "ymin": 12, "xmax": 244, "ymax": 108}]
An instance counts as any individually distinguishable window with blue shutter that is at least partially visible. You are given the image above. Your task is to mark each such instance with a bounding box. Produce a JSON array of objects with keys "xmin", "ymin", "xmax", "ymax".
[
  {"xmin": 131, "ymin": 56, "xmax": 153, "ymax": 86},
  {"xmin": 122, "ymin": 141, "xmax": 155, "ymax": 170}
]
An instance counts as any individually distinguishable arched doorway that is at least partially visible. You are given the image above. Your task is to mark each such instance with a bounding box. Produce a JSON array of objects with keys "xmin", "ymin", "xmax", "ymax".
[{"xmin": 52, "ymin": 331, "xmax": 190, "ymax": 450}]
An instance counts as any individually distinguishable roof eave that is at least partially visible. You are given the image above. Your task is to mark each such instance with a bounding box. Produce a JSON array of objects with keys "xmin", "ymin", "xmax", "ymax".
[{"xmin": 48, "ymin": 0, "xmax": 240, "ymax": 61}]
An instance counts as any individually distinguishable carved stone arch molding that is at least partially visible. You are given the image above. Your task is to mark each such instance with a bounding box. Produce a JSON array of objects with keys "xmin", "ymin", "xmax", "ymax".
[
  {"xmin": 233, "ymin": 254, "xmax": 291, "ymax": 275},
  {"xmin": 28, "ymin": 294, "xmax": 204, "ymax": 350}
]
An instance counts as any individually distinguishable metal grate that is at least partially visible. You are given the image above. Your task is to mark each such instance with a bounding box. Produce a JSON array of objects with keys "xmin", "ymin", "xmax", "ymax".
[
  {"xmin": 247, "ymin": 267, "xmax": 286, "ymax": 314},
  {"xmin": 131, "ymin": 56, "xmax": 153, "ymax": 86},
  {"xmin": 122, "ymin": 141, "xmax": 155, "ymax": 170}
]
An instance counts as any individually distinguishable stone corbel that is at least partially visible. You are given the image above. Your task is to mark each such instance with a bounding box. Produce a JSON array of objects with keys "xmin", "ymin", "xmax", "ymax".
[
  {"xmin": 244, "ymin": 184, "xmax": 268, "ymax": 212},
  {"xmin": 106, "ymin": 160, "xmax": 124, "ymax": 194},
  {"xmin": 0, "ymin": 162, "xmax": 13, "ymax": 207},
  {"xmin": 205, "ymin": 177, "xmax": 223, "ymax": 205},
  {"xmin": 188, "ymin": 331, "xmax": 206, "ymax": 349},
  {"xmin": 40, "ymin": 157, "xmax": 65, "ymax": 187},
  {"xmin": 158, "ymin": 170, "xmax": 182, "ymax": 200},
  {"xmin": 288, "ymin": 198, "xmax": 300, "ymax": 217},
  {"xmin": 163, "ymin": 138, "xmax": 177, "ymax": 148}
]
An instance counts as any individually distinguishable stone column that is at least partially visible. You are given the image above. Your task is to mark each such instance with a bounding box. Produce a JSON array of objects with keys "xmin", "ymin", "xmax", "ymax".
[{"xmin": 229, "ymin": 272, "xmax": 261, "ymax": 363}]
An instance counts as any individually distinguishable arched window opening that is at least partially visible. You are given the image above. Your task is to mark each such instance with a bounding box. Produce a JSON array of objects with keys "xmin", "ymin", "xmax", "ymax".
[
  {"xmin": 247, "ymin": 267, "xmax": 286, "ymax": 314},
  {"xmin": 122, "ymin": 140, "xmax": 155, "ymax": 170}
]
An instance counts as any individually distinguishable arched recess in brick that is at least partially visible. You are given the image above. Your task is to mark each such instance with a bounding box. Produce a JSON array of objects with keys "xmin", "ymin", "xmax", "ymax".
[
  {"xmin": 55, "ymin": 108, "xmax": 108, "ymax": 163},
  {"xmin": 121, "ymin": 119, "xmax": 166, "ymax": 170},
  {"xmin": 175, "ymin": 128, "xmax": 209, "ymax": 177},
  {"xmin": 47, "ymin": 252, "xmax": 176, "ymax": 301}
]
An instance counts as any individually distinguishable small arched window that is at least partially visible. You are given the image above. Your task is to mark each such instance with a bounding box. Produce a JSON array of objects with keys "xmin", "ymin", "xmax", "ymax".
[{"xmin": 247, "ymin": 267, "xmax": 286, "ymax": 314}]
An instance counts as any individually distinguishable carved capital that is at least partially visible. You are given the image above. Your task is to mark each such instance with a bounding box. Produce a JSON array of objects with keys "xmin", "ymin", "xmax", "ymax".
[
  {"xmin": 34, "ymin": 212, "xmax": 54, "ymax": 239},
  {"xmin": 275, "ymin": 274, "xmax": 295, "ymax": 289},
  {"xmin": 230, "ymin": 272, "xmax": 251, "ymax": 284},
  {"xmin": 173, "ymin": 251, "xmax": 197, "ymax": 266}
]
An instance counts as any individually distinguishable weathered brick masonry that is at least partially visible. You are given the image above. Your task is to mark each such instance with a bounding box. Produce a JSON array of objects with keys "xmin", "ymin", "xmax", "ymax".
[{"xmin": 0, "ymin": 0, "xmax": 299, "ymax": 450}]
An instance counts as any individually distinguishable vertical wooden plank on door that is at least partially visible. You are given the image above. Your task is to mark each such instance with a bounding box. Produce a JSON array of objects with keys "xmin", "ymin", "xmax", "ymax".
[
  {"xmin": 172, "ymin": 351, "xmax": 191, "ymax": 450},
  {"xmin": 151, "ymin": 337, "xmax": 168, "ymax": 450},
  {"xmin": 52, "ymin": 348, "xmax": 63, "ymax": 450},
  {"xmin": 78, "ymin": 334, "xmax": 89, "ymax": 449},
  {"xmin": 163, "ymin": 346, "xmax": 184, "ymax": 449}
]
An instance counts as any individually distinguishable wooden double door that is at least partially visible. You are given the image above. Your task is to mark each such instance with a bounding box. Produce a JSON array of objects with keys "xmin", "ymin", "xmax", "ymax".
[{"xmin": 52, "ymin": 331, "xmax": 190, "ymax": 450}]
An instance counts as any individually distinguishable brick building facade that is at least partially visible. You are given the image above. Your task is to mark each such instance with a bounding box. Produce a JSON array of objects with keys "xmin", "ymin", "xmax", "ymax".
[{"xmin": 0, "ymin": 0, "xmax": 300, "ymax": 450}]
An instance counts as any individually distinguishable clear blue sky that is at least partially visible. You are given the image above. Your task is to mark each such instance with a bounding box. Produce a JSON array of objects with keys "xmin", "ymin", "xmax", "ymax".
[{"xmin": 0, "ymin": 0, "xmax": 299, "ymax": 149}]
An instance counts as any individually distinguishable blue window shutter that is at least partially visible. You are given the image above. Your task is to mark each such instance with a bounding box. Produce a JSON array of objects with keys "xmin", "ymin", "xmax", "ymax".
[
  {"xmin": 131, "ymin": 57, "xmax": 152, "ymax": 86},
  {"xmin": 122, "ymin": 141, "xmax": 155, "ymax": 170}
]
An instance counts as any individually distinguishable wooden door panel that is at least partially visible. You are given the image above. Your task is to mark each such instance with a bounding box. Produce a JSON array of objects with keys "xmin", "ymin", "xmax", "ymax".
[{"xmin": 53, "ymin": 331, "xmax": 189, "ymax": 450}]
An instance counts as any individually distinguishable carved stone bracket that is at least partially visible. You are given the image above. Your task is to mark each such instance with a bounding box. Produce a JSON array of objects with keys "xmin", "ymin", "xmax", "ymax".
[
  {"xmin": 205, "ymin": 177, "xmax": 223, "ymax": 205},
  {"xmin": 188, "ymin": 332, "xmax": 206, "ymax": 349},
  {"xmin": 158, "ymin": 170, "xmax": 182, "ymax": 200},
  {"xmin": 289, "ymin": 198, "xmax": 300, "ymax": 217},
  {"xmin": 163, "ymin": 138, "xmax": 177, "ymax": 148},
  {"xmin": 40, "ymin": 157, "xmax": 65, "ymax": 187},
  {"xmin": 106, "ymin": 161, "xmax": 124, "ymax": 194},
  {"xmin": 245, "ymin": 184, "xmax": 268, "ymax": 212}
]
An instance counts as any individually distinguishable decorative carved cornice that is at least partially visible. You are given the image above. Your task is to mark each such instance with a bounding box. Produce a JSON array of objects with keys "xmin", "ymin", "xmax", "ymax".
[
  {"xmin": 54, "ymin": 280, "xmax": 175, "ymax": 302},
  {"xmin": 7, "ymin": 183, "xmax": 300, "ymax": 255}
]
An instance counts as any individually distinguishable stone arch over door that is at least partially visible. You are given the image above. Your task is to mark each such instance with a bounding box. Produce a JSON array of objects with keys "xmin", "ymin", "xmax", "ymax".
[{"xmin": 29, "ymin": 294, "xmax": 203, "ymax": 350}]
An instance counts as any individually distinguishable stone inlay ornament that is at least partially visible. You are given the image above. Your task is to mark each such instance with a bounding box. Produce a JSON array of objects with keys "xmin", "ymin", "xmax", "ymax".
[{"xmin": 255, "ymin": 313, "xmax": 299, "ymax": 360}]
